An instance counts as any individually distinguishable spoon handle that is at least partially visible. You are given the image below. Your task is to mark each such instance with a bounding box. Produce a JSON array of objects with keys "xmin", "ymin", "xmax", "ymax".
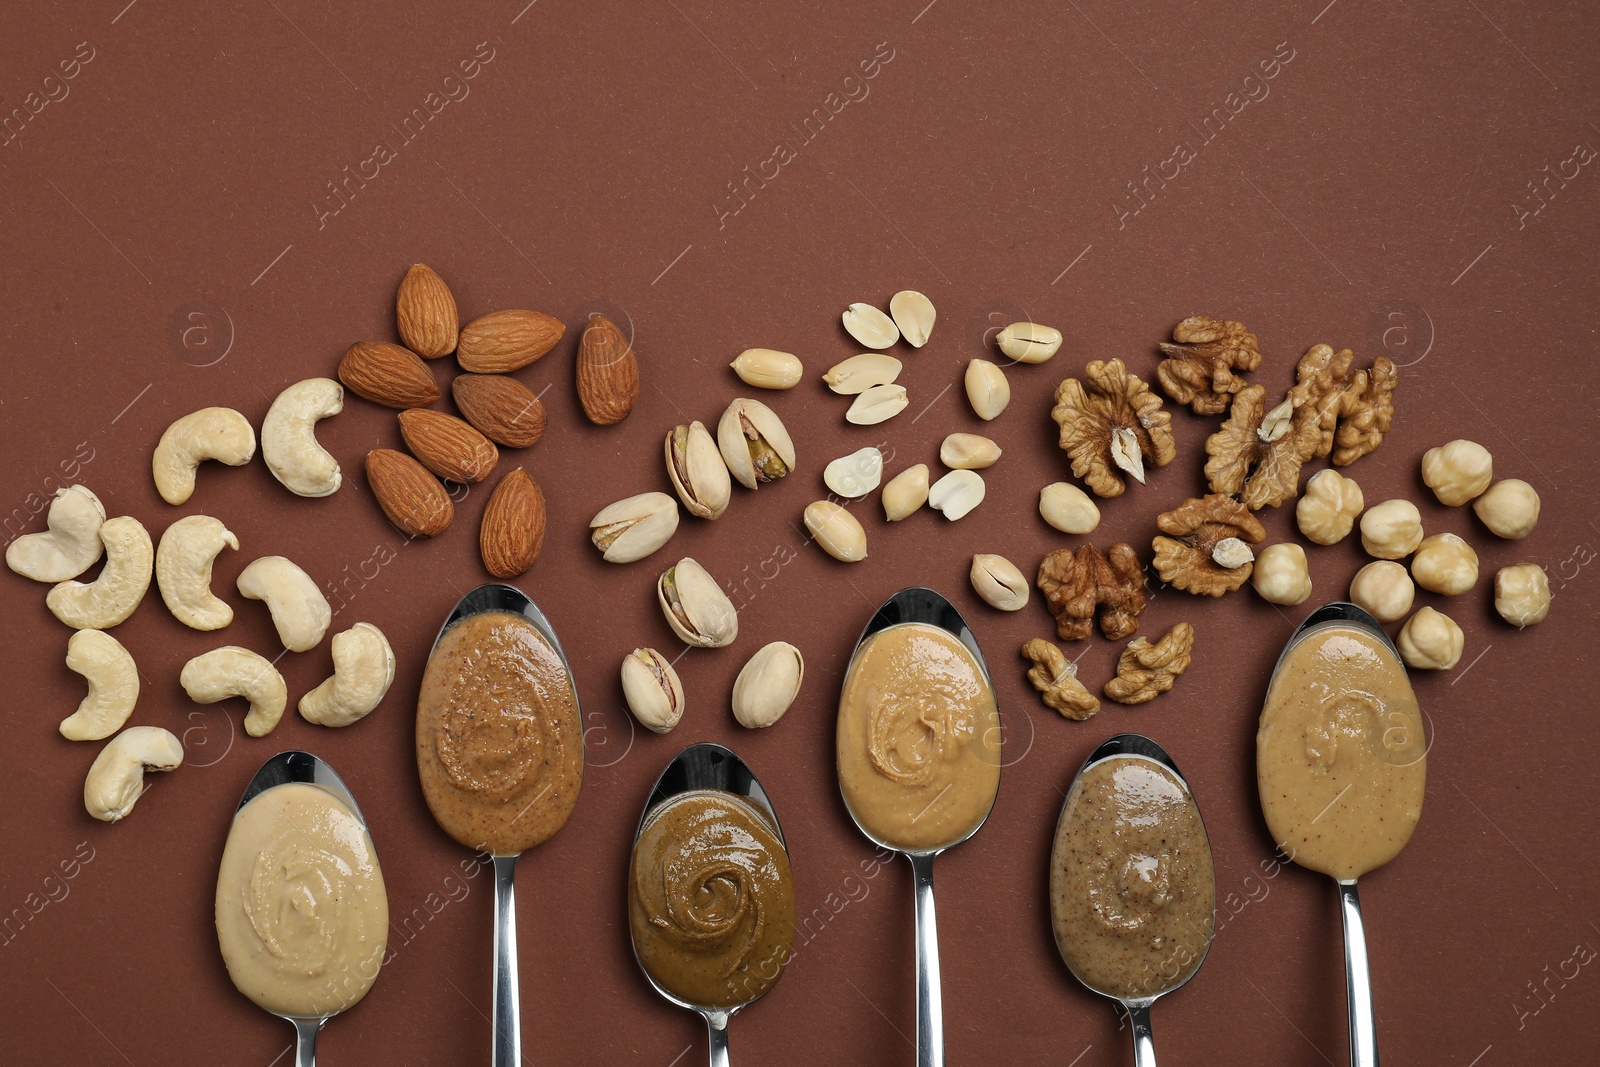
[
  {"xmin": 1337, "ymin": 880, "xmax": 1380, "ymax": 1067},
  {"xmin": 291, "ymin": 1017, "xmax": 322, "ymax": 1067},
  {"xmin": 492, "ymin": 854, "xmax": 522, "ymax": 1067},
  {"xmin": 1126, "ymin": 1003, "xmax": 1156, "ymax": 1067},
  {"xmin": 908, "ymin": 852, "xmax": 944, "ymax": 1067},
  {"xmin": 705, "ymin": 1010, "xmax": 731, "ymax": 1067}
]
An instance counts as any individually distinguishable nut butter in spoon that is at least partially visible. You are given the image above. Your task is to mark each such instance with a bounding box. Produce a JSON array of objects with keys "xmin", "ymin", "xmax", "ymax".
[
  {"xmin": 416, "ymin": 584, "xmax": 583, "ymax": 1067},
  {"xmin": 1257, "ymin": 602, "xmax": 1426, "ymax": 1067}
]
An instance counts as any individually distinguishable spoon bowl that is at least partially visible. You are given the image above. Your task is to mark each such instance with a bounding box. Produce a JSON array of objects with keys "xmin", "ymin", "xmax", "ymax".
[
  {"xmin": 630, "ymin": 742, "xmax": 792, "ymax": 1067},
  {"xmin": 423, "ymin": 584, "xmax": 583, "ymax": 1067},
  {"xmin": 838, "ymin": 587, "xmax": 1001, "ymax": 1067},
  {"xmin": 1051, "ymin": 734, "xmax": 1215, "ymax": 1067},
  {"xmin": 230, "ymin": 751, "xmax": 380, "ymax": 1067}
]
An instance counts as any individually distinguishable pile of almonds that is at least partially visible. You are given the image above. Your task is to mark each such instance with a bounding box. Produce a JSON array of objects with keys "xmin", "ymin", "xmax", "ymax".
[{"xmin": 338, "ymin": 264, "xmax": 640, "ymax": 578}]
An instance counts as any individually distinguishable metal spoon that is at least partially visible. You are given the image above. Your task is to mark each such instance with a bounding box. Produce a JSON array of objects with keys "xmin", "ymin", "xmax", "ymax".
[
  {"xmin": 230, "ymin": 750, "xmax": 380, "ymax": 1067},
  {"xmin": 425, "ymin": 584, "xmax": 582, "ymax": 1067},
  {"xmin": 1266, "ymin": 602, "xmax": 1406, "ymax": 1067},
  {"xmin": 839, "ymin": 586, "xmax": 1000, "ymax": 1067},
  {"xmin": 629, "ymin": 742, "xmax": 790, "ymax": 1067},
  {"xmin": 1050, "ymin": 734, "xmax": 1215, "ymax": 1067}
]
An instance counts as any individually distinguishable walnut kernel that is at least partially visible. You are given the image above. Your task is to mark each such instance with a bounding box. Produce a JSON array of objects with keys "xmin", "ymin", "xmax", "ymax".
[
  {"xmin": 1020, "ymin": 639, "xmax": 1099, "ymax": 720},
  {"xmin": 1156, "ymin": 316, "xmax": 1261, "ymax": 415},
  {"xmin": 1036, "ymin": 543, "xmax": 1148, "ymax": 641},
  {"xmin": 1151, "ymin": 494, "xmax": 1266, "ymax": 596},
  {"xmin": 1051, "ymin": 360, "xmax": 1176, "ymax": 498},
  {"xmin": 1104, "ymin": 623, "xmax": 1194, "ymax": 705}
]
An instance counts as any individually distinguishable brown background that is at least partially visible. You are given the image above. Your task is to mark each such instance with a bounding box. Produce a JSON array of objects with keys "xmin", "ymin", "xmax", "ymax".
[{"xmin": 1, "ymin": 1, "xmax": 1596, "ymax": 1064}]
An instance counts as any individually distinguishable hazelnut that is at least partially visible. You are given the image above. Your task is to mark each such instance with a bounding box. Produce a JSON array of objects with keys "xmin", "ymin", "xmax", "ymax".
[
  {"xmin": 1421, "ymin": 440, "xmax": 1493, "ymax": 506},
  {"xmin": 1296, "ymin": 469, "xmax": 1364, "ymax": 545},
  {"xmin": 1349, "ymin": 560, "xmax": 1414, "ymax": 622},
  {"xmin": 1360, "ymin": 499, "xmax": 1423, "ymax": 559},
  {"xmin": 1397, "ymin": 607, "xmax": 1464, "ymax": 670},
  {"xmin": 1494, "ymin": 563, "xmax": 1551, "ymax": 628},
  {"xmin": 1473, "ymin": 479, "xmax": 1540, "ymax": 539},
  {"xmin": 1410, "ymin": 533, "xmax": 1479, "ymax": 595},
  {"xmin": 1251, "ymin": 543, "xmax": 1312, "ymax": 606}
]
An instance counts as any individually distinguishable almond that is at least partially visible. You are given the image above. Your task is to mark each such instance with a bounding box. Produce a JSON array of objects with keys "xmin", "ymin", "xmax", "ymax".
[
  {"xmin": 480, "ymin": 467, "xmax": 546, "ymax": 578},
  {"xmin": 577, "ymin": 314, "xmax": 639, "ymax": 425},
  {"xmin": 451, "ymin": 374, "xmax": 547, "ymax": 448},
  {"xmin": 365, "ymin": 449, "xmax": 453, "ymax": 537},
  {"xmin": 457, "ymin": 309, "xmax": 565, "ymax": 373},
  {"xmin": 396, "ymin": 264, "xmax": 459, "ymax": 358},
  {"xmin": 398, "ymin": 409, "xmax": 499, "ymax": 483},
  {"xmin": 339, "ymin": 341, "xmax": 441, "ymax": 409}
]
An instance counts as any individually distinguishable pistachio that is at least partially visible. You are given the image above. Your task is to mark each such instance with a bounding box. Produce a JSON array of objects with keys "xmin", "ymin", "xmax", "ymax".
[
  {"xmin": 842, "ymin": 302, "xmax": 900, "ymax": 349},
  {"xmin": 965, "ymin": 359, "xmax": 1010, "ymax": 420},
  {"xmin": 665, "ymin": 421, "xmax": 731, "ymax": 520},
  {"xmin": 846, "ymin": 384, "xmax": 909, "ymax": 425},
  {"xmin": 882, "ymin": 464, "xmax": 930, "ymax": 521},
  {"xmin": 1039, "ymin": 482, "xmax": 1100, "ymax": 534},
  {"xmin": 928, "ymin": 469, "xmax": 985, "ymax": 520},
  {"xmin": 971, "ymin": 553, "xmax": 1030, "ymax": 611},
  {"xmin": 804, "ymin": 501, "xmax": 867, "ymax": 562},
  {"xmin": 731, "ymin": 641, "xmax": 804, "ymax": 728},
  {"xmin": 620, "ymin": 648, "xmax": 684, "ymax": 733},
  {"xmin": 996, "ymin": 321, "xmax": 1062, "ymax": 363},
  {"xmin": 717, "ymin": 397, "xmax": 796, "ymax": 489},
  {"xmin": 824, "ymin": 447, "xmax": 884, "ymax": 498},
  {"xmin": 823, "ymin": 353, "xmax": 903, "ymax": 394},
  {"xmin": 730, "ymin": 348, "xmax": 803, "ymax": 390},
  {"xmin": 657, "ymin": 557, "xmax": 738, "ymax": 647},
  {"xmin": 889, "ymin": 290, "xmax": 936, "ymax": 348},
  {"xmin": 940, "ymin": 433, "xmax": 1002, "ymax": 470},
  {"xmin": 590, "ymin": 492, "xmax": 680, "ymax": 563}
]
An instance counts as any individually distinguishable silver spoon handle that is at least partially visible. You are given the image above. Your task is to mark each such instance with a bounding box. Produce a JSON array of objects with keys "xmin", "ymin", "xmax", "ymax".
[
  {"xmin": 493, "ymin": 854, "xmax": 522, "ymax": 1067},
  {"xmin": 1338, "ymin": 880, "xmax": 1379, "ymax": 1067},
  {"xmin": 1127, "ymin": 1003, "xmax": 1156, "ymax": 1067},
  {"xmin": 705, "ymin": 1010, "xmax": 731, "ymax": 1067},
  {"xmin": 908, "ymin": 852, "xmax": 944, "ymax": 1067},
  {"xmin": 292, "ymin": 1017, "xmax": 322, "ymax": 1067}
]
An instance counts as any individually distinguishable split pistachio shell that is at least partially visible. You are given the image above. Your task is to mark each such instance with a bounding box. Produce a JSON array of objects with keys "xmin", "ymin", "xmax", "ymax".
[
  {"xmin": 842, "ymin": 302, "xmax": 900, "ymax": 349},
  {"xmin": 1039, "ymin": 482, "xmax": 1100, "ymax": 534},
  {"xmin": 971, "ymin": 554, "xmax": 1029, "ymax": 611},
  {"xmin": 965, "ymin": 359, "xmax": 1010, "ymax": 420},
  {"xmin": 665, "ymin": 421, "xmax": 731, "ymax": 520},
  {"xmin": 591, "ymin": 492, "xmax": 680, "ymax": 563},
  {"xmin": 823, "ymin": 353, "xmax": 902, "ymax": 394},
  {"xmin": 731, "ymin": 641, "xmax": 804, "ymax": 728},
  {"xmin": 882, "ymin": 464, "xmax": 930, "ymax": 521},
  {"xmin": 657, "ymin": 557, "xmax": 738, "ymax": 647},
  {"xmin": 889, "ymin": 291, "xmax": 936, "ymax": 348},
  {"xmin": 996, "ymin": 321, "xmax": 1062, "ymax": 363},
  {"xmin": 804, "ymin": 501, "xmax": 867, "ymax": 562},
  {"xmin": 730, "ymin": 349, "xmax": 803, "ymax": 390},
  {"xmin": 846, "ymin": 384, "xmax": 909, "ymax": 425},
  {"xmin": 621, "ymin": 648, "xmax": 684, "ymax": 733},
  {"xmin": 824, "ymin": 447, "xmax": 884, "ymax": 499},
  {"xmin": 940, "ymin": 433, "xmax": 1002, "ymax": 470},
  {"xmin": 717, "ymin": 397, "xmax": 796, "ymax": 489},
  {"xmin": 928, "ymin": 469, "xmax": 985, "ymax": 520}
]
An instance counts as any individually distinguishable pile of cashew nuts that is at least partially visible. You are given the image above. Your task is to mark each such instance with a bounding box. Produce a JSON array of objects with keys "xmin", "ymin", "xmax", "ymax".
[{"xmin": 6, "ymin": 379, "xmax": 395, "ymax": 823}]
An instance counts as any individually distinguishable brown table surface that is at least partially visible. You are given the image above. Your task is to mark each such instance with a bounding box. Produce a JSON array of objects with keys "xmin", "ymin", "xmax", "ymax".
[{"xmin": 3, "ymin": 2, "xmax": 1596, "ymax": 1064}]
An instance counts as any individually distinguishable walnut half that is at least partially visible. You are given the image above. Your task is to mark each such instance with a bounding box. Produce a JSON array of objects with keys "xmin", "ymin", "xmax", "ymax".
[
  {"xmin": 1152, "ymin": 494, "xmax": 1267, "ymax": 596},
  {"xmin": 1105, "ymin": 623, "xmax": 1194, "ymax": 705},
  {"xmin": 1157, "ymin": 316, "xmax": 1262, "ymax": 415},
  {"xmin": 1020, "ymin": 639, "xmax": 1100, "ymax": 720},
  {"xmin": 1036, "ymin": 542, "xmax": 1148, "ymax": 641},
  {"xmin": 1051, "ymin": 360, "xmax": 1176, "ymax": 497}
]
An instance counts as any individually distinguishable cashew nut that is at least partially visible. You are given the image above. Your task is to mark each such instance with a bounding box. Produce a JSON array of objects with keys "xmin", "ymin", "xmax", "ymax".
[
  {"xmin": 236, "ymin": 556, "xmax": 331, "ymax": 652},
  {"xmin": 152, "ymin": 407, "xmax": 256, "ymax": 505},
  {"xmin": 5, "ymin": 485, "xmax": 106, "ymax": 582},
  {"xmin": 181, "ymin": 646, "xmax": 288, "ymax": 737},
  {"xmin": 299, "ymin": 623, "xmax": 395, "ymax": 727},
  {"xmin": 262, "ymin": 378, "xmax": 344, "ymax": 497},
  {"xmin": 60, "ymin": 630, "xmax": 139, "ymax": 741},
  {"xmin": 46, "ymin": 516, "xmax": 153, "ymax": 630},
  {"xmin": 83, "ymin": 726, "xmax": 183, "ymax": 822},
  {"xmin": 155, "ymin": 515, "xmax": 239, "ymax": 630}
]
